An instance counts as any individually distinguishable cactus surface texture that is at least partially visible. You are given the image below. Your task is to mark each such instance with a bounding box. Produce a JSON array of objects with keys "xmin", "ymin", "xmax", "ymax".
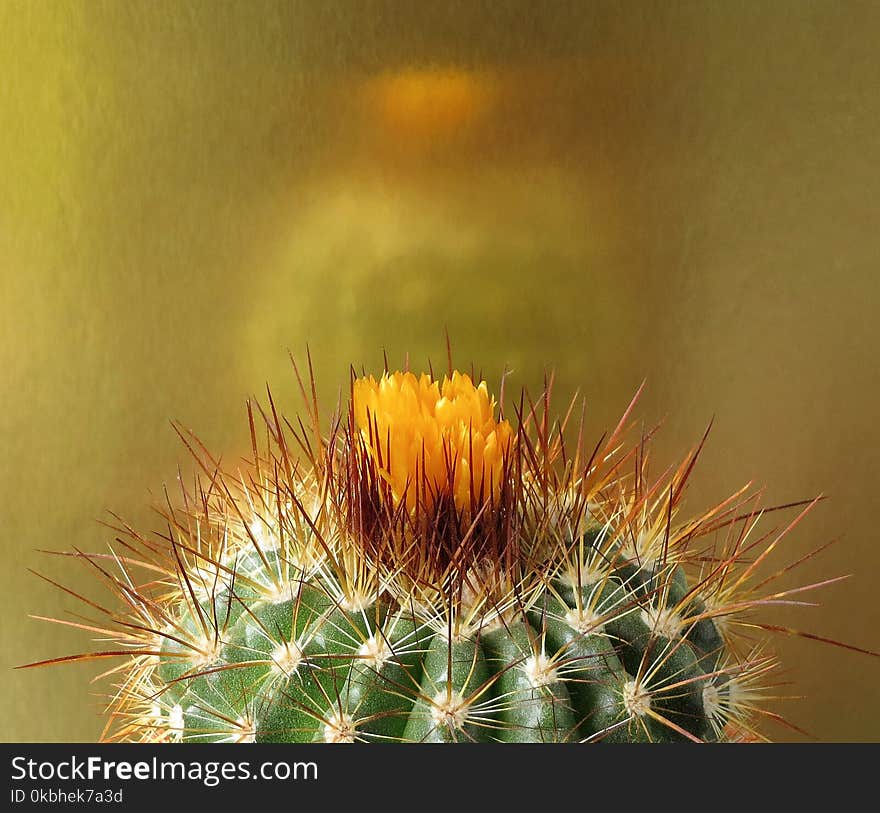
[{"xmin": 31, "ymin": 367, "xmax": 836, "ymax": 742}]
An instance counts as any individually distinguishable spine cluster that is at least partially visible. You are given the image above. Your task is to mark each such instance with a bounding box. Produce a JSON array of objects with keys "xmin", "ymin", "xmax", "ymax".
[{"xmin": 26, "ymin": 366, "xmax": 844, "ymax": 742}]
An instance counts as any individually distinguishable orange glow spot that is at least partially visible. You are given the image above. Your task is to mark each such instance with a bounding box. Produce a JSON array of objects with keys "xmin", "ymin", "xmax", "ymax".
[
  {"xmin": 365, "ymin": 68, "xmax": 492, "ymax": 140},
  {"xmin": 352, "ymin": 371, "xmax": 513, "ymax": 513}
]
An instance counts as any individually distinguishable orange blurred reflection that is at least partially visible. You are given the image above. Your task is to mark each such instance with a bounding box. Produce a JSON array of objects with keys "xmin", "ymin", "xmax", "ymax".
[{"xmin": 362, "ymin": 68, "xmax": 494, "ymax": 142}]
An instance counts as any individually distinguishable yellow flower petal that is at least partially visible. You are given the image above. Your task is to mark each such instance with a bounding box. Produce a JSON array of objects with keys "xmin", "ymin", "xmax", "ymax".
[{"xmin": 352, "ymin": 371, "xmax": 513, "ymax": 513}]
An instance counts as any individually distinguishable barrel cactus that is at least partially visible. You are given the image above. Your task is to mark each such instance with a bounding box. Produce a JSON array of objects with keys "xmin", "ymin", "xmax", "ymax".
[{"xmin": 28, "ymin": 364, "xmax": 845, "ymax": 742}]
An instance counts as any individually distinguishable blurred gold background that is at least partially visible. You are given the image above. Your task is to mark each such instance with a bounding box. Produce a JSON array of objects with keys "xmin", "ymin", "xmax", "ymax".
[{"xmin": 2, "ymin": 1, "xmax": 879, "ymax": 742}]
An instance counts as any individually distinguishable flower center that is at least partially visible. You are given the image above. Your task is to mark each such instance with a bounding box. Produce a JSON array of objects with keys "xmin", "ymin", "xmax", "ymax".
[{"xmin": 352, "ymin": 371, "xmax": 513, "ymax": 513}]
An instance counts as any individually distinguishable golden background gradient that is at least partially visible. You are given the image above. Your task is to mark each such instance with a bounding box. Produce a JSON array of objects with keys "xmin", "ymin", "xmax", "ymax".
[{"xmin": 2, "ymin": 1, "xmax": 879, "ymax": 742}]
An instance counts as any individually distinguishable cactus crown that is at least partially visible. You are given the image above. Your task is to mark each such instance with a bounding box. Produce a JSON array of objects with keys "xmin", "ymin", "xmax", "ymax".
[{"xmin": 27, "ymin": 362, "xmax": 850, "ymax": 742}]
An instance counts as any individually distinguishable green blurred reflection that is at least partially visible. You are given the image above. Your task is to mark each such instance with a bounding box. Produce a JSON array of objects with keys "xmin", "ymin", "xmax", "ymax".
[{"xmin": 2, "ymin": 1, "xmax": 879, "ymax": 741}]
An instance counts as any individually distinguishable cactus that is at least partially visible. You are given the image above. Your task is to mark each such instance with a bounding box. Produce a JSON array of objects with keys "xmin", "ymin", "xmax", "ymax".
[{"xmin": 27, "ymin": 364, "xmax": 855, "ymax": 742}]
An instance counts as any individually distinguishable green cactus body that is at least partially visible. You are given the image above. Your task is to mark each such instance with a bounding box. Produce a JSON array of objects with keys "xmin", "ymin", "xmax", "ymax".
[
  {"xmin": 150, "ymin": 540, "xmax": 730, "ymax": 743},
  {"xmin": 32, "ymin": 367, "xmax": 824, "ymax": 743}
]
